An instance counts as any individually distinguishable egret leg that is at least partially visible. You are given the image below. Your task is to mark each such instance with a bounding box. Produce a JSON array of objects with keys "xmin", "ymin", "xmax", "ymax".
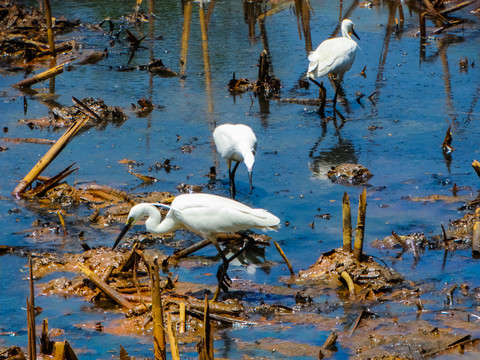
[
  {"xmin": 209, "ymin": 236, "xmax": 232, "ymax": 302},
  {"xmin": 212, "ymin": 233, "xmax": 256, "ymax": 302},
  {"xmin": 228, "ymin": 161, "xmax": 240, "ymax": 198},
  {"xmin": 332, "ymin": 75, "xmax": 344, "ymax": 115},
  {"xmin": 332, "ymin": 80, "xmax": 340, "ymax": 113}
]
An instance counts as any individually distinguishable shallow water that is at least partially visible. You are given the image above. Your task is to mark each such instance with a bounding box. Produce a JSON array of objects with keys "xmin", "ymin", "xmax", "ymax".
[{"xmin": 1, "ymin": 0, "xmax": 480, "ymax": 358}]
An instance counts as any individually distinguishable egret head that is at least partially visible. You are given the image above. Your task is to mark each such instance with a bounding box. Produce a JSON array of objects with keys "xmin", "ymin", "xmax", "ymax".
[
  {"xmin": 112, "ymin": 204, "xmax": 153, "ymax": 250},
  {"xmin": 244, "ymin": 149, "xmax": 256, "ymax": 193},
  {"xmin": 342, "ymin": 19, "xmax": 360, "ymax": 41}
]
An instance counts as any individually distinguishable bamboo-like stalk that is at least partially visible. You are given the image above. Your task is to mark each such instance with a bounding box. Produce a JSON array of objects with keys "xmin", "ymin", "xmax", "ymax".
[
  {"xmin": 167, "ymin": 315, "xmax": 180, "ymax": 360},
  {"xmin": 179, "ymin": 1, "xmax": 192, "ymax": 77},
  {"xmin": 342, "ymin": 192, "xmax": 352, "ymax": 252},
  {"xmin": 273, "ymin": 241, "xmax": 295, "ymax": 277},
  {"xmin": 28, "ymin": 256, "xmax": 36, "ymax": 360},
  {"xmin": 203, "ymin": 294, "xmax": 213, "ymax": 360},
  {"xmin": 44, "ymin": 0, "xmax": 56, "ymax": 56},
  {"xmin": 472, "ymin": 208, "xmax": 480, "ymax": 257},
  {"xmin": 198, "ymin": 2, "xmax": 213, "ymax": 114},
  {"xmin": 152, "ymin": 260, "xmax": 166, "ymax": 360},
  {"xmin": 471, "ymin": 160, "xmax": 480, "ymax": 178},
  {"xmin": 353, "ymin": 188, "xmax": 367, "ymax": 262},
  {"xmin": 179, "ymin": 302, "xmax": 186, "ymax": 334},
  {"xmin": 13, "ymin": 62, "xmax": 66, "ymax": 88},
  {"xmin": 77, "ymin": 263, "xmax": 134, "ymax": 310},
  {"xmin": 11, "ymin": 103, "xmax": 90, "ymax": 197}
]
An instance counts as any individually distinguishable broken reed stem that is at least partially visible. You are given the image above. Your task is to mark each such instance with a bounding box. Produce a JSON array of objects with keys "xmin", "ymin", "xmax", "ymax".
[
  {"xmin": 1, "ymin": 137, "xmax": 56, "ymax": 145},
  {"xmin": 28, "ymin": 255, "xmax": 36, "ymax": 360},
  {"xmin": 340, "ymin": 271, "xmax": 355, "ymax": 297},
  {"xmin": 472, "ymin": 208, "xmax": 480, "ymax": 257},
  {"xmin": 472, "ymin": 160, "xmax": 480, "ymax": 178},
  {"xmin": 43, "ymin": 0, "xmax": 56, "ymax": 56},
  {"xmin": 179, "ymin": 0, "xmax": 192, "ymax": 77},
  {"xmin": 349, "ymin": 310, "xmax": 365, "ymax": 337},
  {"xmin": 179, "ymin": 302, "xmax": 186, "ymax": 334},
  {"xmin": 53, "ymin": 340, "xmax": 78, "ymax": 360},
  {"xmin": 172, "ymin": 238, "xmax": 212, "ymax": 260},
  {"xmin": 77, "ymin": 263, "xmax": 134, "ymax": 310},
  {"xmin": 419, "ymin": 12, "xmax": 427, "ymax": 42},
  {"xmin": 446, "ymin": 284, "xmax": 457, "ymax": 305},
  {"xmin": 203, "ymin": 294, "xmax": 214, "ymax": 360},
  {"xmin": 273, "ymin": 241, "xmax": 295, "ymax": 277},
  {"xmin": 11, "ymin": 106, "xmax": 90, "ymax": 197},
  {"xmin": 13, "ymin": 62, "xmax": 66, "ymax": 88},
  {"xmin": 353, "ymin": 188, "xmax": 367, "ymax": 262},
  {"xmin": 322, "ymin": 330, "xmax": 338, "ymax": 350},
  {"xmin": 152, "ymin": 260, "xmax": 166, "ymax": 360},
  {"xmin": 41, "ymin": 319, "xmax": 54, "ymax": 355},
  {"xmin": 391, "ymin": 231, "xmax": 408, "ymax": 250},
  {"xmin": 167, "ymin": 315, "xmax": 180, "ymax": 360},
  {"xmin": 342, "ymin": 192, "xmax": 352, "ymax": 252}
]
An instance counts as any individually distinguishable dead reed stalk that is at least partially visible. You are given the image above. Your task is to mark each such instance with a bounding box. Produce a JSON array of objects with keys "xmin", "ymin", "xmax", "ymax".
[
  {"xmin": 342, "ymin": 192, "xmax": 352, "ymax": 252},
  {"xmin": 152, "ymin": 260, "xmax": 166, "ymax": 360},
  {"xmin": 11, "ymin": 102, "xmax": 90, "ymax": 197},
  {"xmin": 353, "ymin": 188, "xmax": 367, "ymax": 262}
]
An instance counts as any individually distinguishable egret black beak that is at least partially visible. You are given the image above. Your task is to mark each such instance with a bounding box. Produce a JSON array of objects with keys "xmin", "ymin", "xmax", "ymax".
[
  {"xmin": 352, "ymin": 28, "xmax": 360, "ymax": 41},
  {"xmin": 248, "ymin": 170, "xmax": 253, "ymax": 194},
  {"xmin": 112, "ymin": 222, "xmax": 132, "ymax": 250}
]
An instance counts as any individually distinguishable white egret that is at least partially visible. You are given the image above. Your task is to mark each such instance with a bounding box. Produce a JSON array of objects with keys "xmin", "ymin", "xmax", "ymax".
[
  {"xmin": 307, "ymin": 19, "xmax": 360, "ymax": 112},
  {"xmin": 112, "ymin": 193, "xmax": 280, "ymax": 300},
  {"xmin": 213, "ymin": 124, "xmax": 257, "ymax": 198}
]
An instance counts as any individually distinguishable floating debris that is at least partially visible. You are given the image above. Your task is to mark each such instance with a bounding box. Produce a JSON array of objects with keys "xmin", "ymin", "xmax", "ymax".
[
  {"xmin": 20, "ymin": 97, "xmax": 128, "ymax": 130},
  {"xmin": 327, "ymin": 163, "xmax": 373, "ymax": 185}
]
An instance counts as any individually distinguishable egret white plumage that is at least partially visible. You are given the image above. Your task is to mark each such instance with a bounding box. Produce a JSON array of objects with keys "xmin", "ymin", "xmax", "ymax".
[
  {"xmin": 112, "ymin": 193, "xmax": 280, "ymax": 300},
  {"xmin": 213, "ymin": 124, "xmax": 257, "ymax": 198},
  {"xmin": 307, "ymin": 19, "xmax": 360, "ymax": 112}
]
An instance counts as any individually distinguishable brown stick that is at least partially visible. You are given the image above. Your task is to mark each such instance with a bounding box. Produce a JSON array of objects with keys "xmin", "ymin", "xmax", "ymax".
[
  {"xmin": 353, "ymin": 188, "xmax": 367, "ymax": 262},
  {"xmin": 349, "ymin": 310, "xmax": 365, "ymax": 337},
  {"xmin": 179, "ymin": 0, "xmax": 192, "ymax": 77},
  {"xmin": 322, "ymin": 330, "xmax": 338, "ymax": 350},
  {"xmin": 28, "ymin": 256, "xmax": 36, "ymax": 360},
  {"xmin": 11, "ymin": 104, "xmax": 90, "ymax": 197},
  {"xmin": 13, "ymin": 62, "xmax": 66, "ymax": 88},
  {"xmin": 273, "ymin": 240, "xmax": 295, "ymax": 277},
  {"xmin": 179, "ymin": 302, "xmax": 186, "ymax": 334},
  {"xmin": 439, "ymin": 0, "xmax": 476, "ymax": 15},
  {"xmin": 172, "ymin": 238, "xmax": 212, "ymax": 260},
  {"xmin": 342, "ymin": 192, "xmax": 352, "ymax": 252},
  {"xmin": 77, "ymin": 263, "xmax": 134, "ymax": 310},
  {"xmin": 1, "ymin": 137, "xmax": 56, "ymax": 145},
  {"xmin": 41, "ymin": 319, "xmax": 54, "ymax": 355},
  {"xmin": 167, "ymin": 315, "xmax": 180, "ymax": 360},
  {"xmin": 44, "ymin": 0, "xmax": 56, "ymax": 56},
  {"xmin": 152, "ymin": 260, "xmax": 166, "ymax": 360},
  {"xmin": 202, "ymin": 294, "xmax": 213, "ymax": 360}
]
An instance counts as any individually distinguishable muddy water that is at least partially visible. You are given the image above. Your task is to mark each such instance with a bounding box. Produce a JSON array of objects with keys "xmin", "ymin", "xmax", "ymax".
[{"xmin": 1, "ymin": 0, "xmax": 480, "ymax": 358}]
